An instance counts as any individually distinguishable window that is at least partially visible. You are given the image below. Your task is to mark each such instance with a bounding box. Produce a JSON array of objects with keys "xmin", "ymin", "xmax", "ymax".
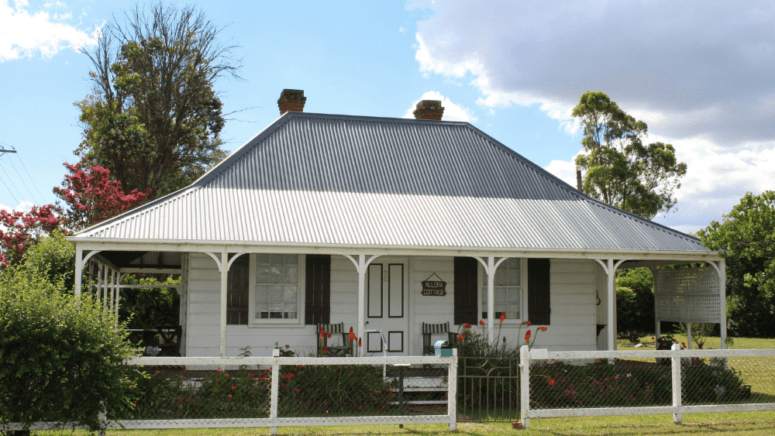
[
  {"xmin": 481, "ymin": 258, "xmax": 525, "ymax": 321},
  {"xmin": 250, "ymin": 254, "xmax": 304, "ymax": 323}
]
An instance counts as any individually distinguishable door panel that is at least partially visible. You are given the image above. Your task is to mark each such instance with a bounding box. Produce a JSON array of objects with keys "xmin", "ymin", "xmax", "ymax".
[{"xmin": 365, "ymin": 258, "xmax": 409, "ymax": 355}]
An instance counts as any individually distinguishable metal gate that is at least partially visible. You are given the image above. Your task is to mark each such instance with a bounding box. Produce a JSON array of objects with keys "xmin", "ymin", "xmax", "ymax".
[{"xmin": 457, "ymin": 357, "xmax": 520, "ymax": 422}]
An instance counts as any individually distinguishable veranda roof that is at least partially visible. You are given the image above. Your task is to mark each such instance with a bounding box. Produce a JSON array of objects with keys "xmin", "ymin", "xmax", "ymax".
[{"xmin": 71, "ymin": 112, "xmax": 708, "ymax": 253}]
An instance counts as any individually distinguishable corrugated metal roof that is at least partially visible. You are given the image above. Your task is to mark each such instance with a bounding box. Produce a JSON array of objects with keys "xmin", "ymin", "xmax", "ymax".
[{"xmin": 72, "ymin": 113, "xmax": 707, "ymax": 252}]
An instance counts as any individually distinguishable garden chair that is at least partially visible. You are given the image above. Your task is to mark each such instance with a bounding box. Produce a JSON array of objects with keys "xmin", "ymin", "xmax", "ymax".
[
  {"xmin": 421, "ymin": 322, "xmax": 457, "ymax": 356},
  {"xmin": 316, "ymin": 322, "xmax": 353, "ymax": 356}
]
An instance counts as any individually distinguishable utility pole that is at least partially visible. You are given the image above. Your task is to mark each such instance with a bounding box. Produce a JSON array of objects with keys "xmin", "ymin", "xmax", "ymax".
[{"xmin": 0, "ymin": 147, "xmax": 18, "ymax": 154}]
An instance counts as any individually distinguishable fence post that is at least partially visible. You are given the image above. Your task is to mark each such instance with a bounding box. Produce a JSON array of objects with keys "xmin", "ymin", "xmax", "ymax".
[
  {"xmin": 448, "ymin": 349, "xmax": 458, "ymax": 431},
  {"xmin": 270, "ymin": 349, "xmax": 280, "ymax": 435},
  {"xmin": 519, "ymin": 345, "xmax": 530, "ymax": 429},
  {"xmin": 671, "ymin": 343, "xmax": 682, "ymax": 424},
  {"xmin": 98, "ymin": 400, "xmax": 106, "ymax": 436}
]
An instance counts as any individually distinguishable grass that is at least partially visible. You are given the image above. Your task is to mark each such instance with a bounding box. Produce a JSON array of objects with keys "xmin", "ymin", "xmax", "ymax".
[
  {"xmin": 30, "ymin": 412, "xmax": 775, "ymax": 435},
  {"xmin": 617, "ymin": 334, "xmax": 775, "ymax": 350}
]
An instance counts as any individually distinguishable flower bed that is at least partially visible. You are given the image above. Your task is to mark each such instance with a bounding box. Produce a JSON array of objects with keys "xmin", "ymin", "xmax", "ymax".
[{"xmin": 530, "ymin": 358, "xmax": 748, "ymax": 409}]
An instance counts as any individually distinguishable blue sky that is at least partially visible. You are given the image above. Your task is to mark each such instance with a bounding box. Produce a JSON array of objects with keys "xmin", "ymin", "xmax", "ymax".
[{"xmin": 1, "ymin": 0, "xmax": 773, "ymax": 235}]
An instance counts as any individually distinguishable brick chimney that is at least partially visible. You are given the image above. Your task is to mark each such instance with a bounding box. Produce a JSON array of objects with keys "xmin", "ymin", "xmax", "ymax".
[
  {"xmin": 413, "ymin": 100, "xmax": 444, "ymax": 121},
  {"xmin": 278, "ymin": 89, "xmax": 306, "ymax": 115}
]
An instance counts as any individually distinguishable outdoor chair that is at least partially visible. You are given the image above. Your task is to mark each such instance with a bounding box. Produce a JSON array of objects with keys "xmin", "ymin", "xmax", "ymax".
[
  {"xmin": 156, "ymin": 325, "xmax": 182, "ymax": 356},
  {"xmin": 316, "ymin": 322, "xmax": 353, "ymax": 356},
  {"xmin": 421, "ymin": 322, "xmax": 457, "ymax": 356}
]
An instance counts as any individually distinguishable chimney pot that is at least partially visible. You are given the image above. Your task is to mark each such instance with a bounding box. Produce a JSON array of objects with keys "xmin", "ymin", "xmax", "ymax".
[
  {"xmin": 278, "ymin": 89, "xmax": 307, "ymax": 115},
  {"xmin": 413, "ymin": 100, "xmax": 444, "ymax": 121}
]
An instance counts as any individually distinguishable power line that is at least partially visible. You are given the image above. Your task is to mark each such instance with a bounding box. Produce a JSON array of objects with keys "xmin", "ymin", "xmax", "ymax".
[
  {"xmin": 14, "ymin": 153, "xmax": 48, "ymax": 203},
  {"xmin": 0, "ymin": 170, "xmax": 20, "ymax": 205},
  {"xmin": 0, "ymin": 160, "xmax": 25, "ymax": 205},
  {"xmin": 7, "ymin": 154, "xmax": 45, "ymax": 204}
]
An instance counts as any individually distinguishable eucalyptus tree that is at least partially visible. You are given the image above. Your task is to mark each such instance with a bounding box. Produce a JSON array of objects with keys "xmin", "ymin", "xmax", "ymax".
[{"xmin": 572, "ymin": 91, "xmax": 687, "ymax": 219}]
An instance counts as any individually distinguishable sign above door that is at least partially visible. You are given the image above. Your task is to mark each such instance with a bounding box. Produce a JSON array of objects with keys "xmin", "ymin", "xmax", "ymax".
[{"xmin": 422, "ymin": 273, "xmax": 447, "ymax": 296}]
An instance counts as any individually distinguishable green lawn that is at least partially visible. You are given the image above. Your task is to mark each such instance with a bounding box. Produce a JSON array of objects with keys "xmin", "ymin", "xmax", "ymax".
[
  {"xmin": 32, "ymin": 412, "xmax": 775, "ymax": 435},
  {"xmin": 617, "ymin": 334, "xmax": 775, "ymax": 350}
]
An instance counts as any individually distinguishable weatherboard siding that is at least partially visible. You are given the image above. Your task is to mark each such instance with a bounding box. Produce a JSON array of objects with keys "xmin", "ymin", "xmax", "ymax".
[{"xmin": 184, "ymin": 254, "xmax": 597, "ymax": 356}]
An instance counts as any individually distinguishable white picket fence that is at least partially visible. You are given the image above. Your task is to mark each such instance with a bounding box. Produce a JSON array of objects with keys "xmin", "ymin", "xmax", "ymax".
[
  {"xmin": 519, "ymin": 345, "xmax": 775, "ymax": 429},
  {"xmin": 1, "ymin": 354, "xmax": 458, "ymax": 435}
]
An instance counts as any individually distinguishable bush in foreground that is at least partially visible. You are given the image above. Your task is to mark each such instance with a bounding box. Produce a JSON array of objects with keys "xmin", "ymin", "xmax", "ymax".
[{"xmin": 0, "ymin": 265, "xmax": 137, "ymax": 432}]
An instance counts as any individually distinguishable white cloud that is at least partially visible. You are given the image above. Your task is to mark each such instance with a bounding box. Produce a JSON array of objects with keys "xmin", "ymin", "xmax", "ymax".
[
  {"xmin": 403, "ymin": 91, "xmax": 477, "ymax": 123},
  {"xmin": 544, "ymin": 158, "xmax": 578, "ymax": 189},
  {"xmin": 413, "ymin": 1, "xmax": 775, "ymax": 146},
  {"xmin": 0, "ymin": 0, "xmax": 99, "ymax": 62},
  {"xmin": 415, "ymin": 1, "xmax": 775, "ymax": 232}
]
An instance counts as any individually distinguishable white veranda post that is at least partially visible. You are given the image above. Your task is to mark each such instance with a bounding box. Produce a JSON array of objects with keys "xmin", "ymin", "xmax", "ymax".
[
  {"xmin": 344, "ymin": 254, "xmax": 380, "ymax": 357},
  {"xmin": 473, "ymin": 256, "xmax": 509, "ymax": 343},
  {"xmin": 595, "ymin": 258, "xmax": 626, "ymax": 351}
]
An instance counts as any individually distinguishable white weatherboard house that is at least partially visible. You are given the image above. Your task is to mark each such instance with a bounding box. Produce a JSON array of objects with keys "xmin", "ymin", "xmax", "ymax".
[{"xmin": 68, "ymin": 90, "xmax": 728, "ymax": 358}]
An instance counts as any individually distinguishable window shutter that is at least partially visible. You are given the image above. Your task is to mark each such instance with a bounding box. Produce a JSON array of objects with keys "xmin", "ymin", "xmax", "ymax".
[
  {"xmin": 454, "ymin": 257, "xmax": 478, "ymax": 325},
  {"xmin": 305, "ymin": 255, "xmax": 331, "ymax": 325},
  {"xmin": 227, "ymin": 255, "xmax": 250, "ymax": 325},
  {"xmin": 528, "ymin": 258, "xmax": 551, "ymax": 325}
]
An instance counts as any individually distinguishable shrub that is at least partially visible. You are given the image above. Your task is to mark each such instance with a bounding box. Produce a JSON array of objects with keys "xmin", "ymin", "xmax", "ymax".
[
  {"xmin": 530, "ymin": 359, "xmax": 747, "ymax": 409},
  {"xmin": 615, "ymin": 286, "xmax": 638, "ymax": 333},
  {"xmin": 0, "ymin": 264, "xmax": 137, "ymax": 432},
  {"xmin": 531, "ymin": 360, "xmax": 671, "ymax": 408},
  {"xmin": 114, "ymin": 366, "xmax": 271, "ymax": 420},
  {"xmin": 21, "ymin": 231, "xmax": 76, "ymax": 294},
  {"xmin": 278, "ymin": 364, "xmax": 395, "ymax": 416}
]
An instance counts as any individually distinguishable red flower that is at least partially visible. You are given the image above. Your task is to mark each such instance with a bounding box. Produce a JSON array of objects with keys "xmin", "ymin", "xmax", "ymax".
[
  {"xmin": 319, "ymin": 326, "xmax": 325, "ymax": 338},
  {"xmin": 327, "ymin": 332, "xmax": 332, "ymax": 339},
  {"xmin": 281, "ymin": 383, "xmax": 286, "ymax": 388},
  {"xmin": 132, "ymin": 400, "xmax": 137, "ymax": 405},
  {"xmin": 177, "ymin": 398, "xmax": 183, "ymax": 403},
  {"xmin": 463, "ymin": 323, "xmax": 472, "ymax": 329},
  {"xmin": 216, "ymin": 369, "xmax": 224, "ymax": 373},
  {"xmin": 231, "ymin": 385, "xmax": 237, "ymax": 390},
  {"xmin": 524, "ymin": 330, "xmax": 532, "ymax": 342},
  {"xmin": 224, "ymin": 374, "xmax": 229, "ymax": 377},
  {"xmin": 526, "ymin": 321, "xmax": 531, "ymax": 326},
  {"xmin": 155, "ymin": 370, "xmax": 161, "ymax": 374},
  {"xmin": 459, "ymin": 334, "xmax": 465, "ymax": 341},
  {"xmin": 479, "ymin": 320, "xmax": 485, "ymax": 326},
  {"xmin": 249, "ymin": 373, "xmax": 255, "ymax": 377},
  {"xmin": 285, "ymin": 344, "xmax": 290, "ymax": 348},
  {"xmin": 499, "ymin": 313, "xmax": 506, "ymax": 323},
  {"xmin": 323, "ymin": 345, "xmax": 328, "ymax": 354},
  {"xmin": 605, "ymin": 378, "xmax": 609, "ymax": 382},
  {"xmin": 595, "ymin": 359, "xmax": 601, "ymax": 364},
  {"xmin": 258, "ymin": 376, "xmax": 265, "ymax": 381},
  {"xmin": 548, "ymin": 378, "xmax": 555, "ymax": 386},
  {"xmin": 294, "ymin": 388, "xmax": 300, "ymax": 393},
  {"xmin": 228, "ymin": 394, "xmax": 232, "ymax": 399},
  {"xmin": 263, "ymin": 370, "xmax": 269, "ymax": 375},
  {"xmin": 358, "ymin": 337, "xmax": 362, "ymax": 347},
  {"xmin": 540, "ymin": 326, "xmax": 547, "ymax": 331},
  {"xmin": 349, "ymin": 326, "xmax": 357, "ymax": 341}
]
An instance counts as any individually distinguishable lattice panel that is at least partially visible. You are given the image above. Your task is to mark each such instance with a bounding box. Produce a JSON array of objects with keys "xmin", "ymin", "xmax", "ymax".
[{"xmin": 654, "ymin": 267, "xmax": 720, "ymax": 323}]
